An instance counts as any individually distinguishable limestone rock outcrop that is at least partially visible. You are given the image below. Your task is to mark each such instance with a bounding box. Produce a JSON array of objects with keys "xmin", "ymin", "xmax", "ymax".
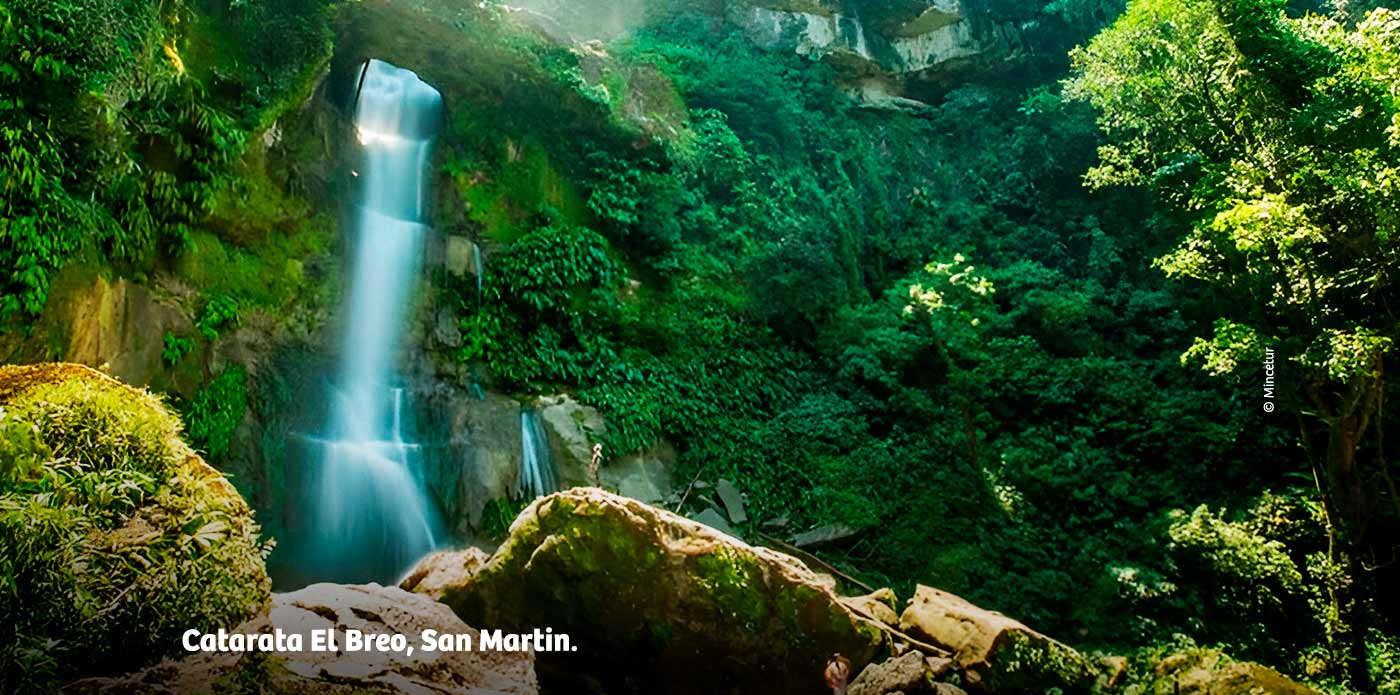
[
  {"xmin": 408, "ymin": 488, "xmax": 886, "ymax": 694},
  {"xmin": 898, "ymin": 585, "xmax": 1094, "ymax": 693},
  {"xmin": 536, "ymin": 394, "xmax": 606, "ymax": 488},
  {"xmin": 68, "ymin": 583, "xmax": 538, "ymax": 695},
  {"xmin": 725, "ymin": 0, "xmax": 1023, "ymax": 100},
  {"xmin": 411, "ymin": 381, "xmax": 525, "ymax": 532}
]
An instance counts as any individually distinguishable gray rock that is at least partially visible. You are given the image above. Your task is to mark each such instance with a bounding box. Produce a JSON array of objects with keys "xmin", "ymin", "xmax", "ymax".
[
  {"xmin": 849, "ymin": 652, "xmax": 929, "ymax": 695},
  {"xmin": 689, "ymin": 507, "xmax": 736, "ymax": 537},
  {"xmin": 604, "ymin": 440, "xmax": 676, "ymax": 503},
  {"xmin": 792, "ymin": 523, "xmax": 862, "ymax": 549},
  {"xmin": 537, "ymin": 394, "xmax": 606, "ymax": 488},
  {"xmin": 434, "ymin": 309, "xmax": 463, "ymax": 348},
  {"xmin": 68, "ymin": 583, "xmax": 538, "ymax": 694},
  {"xmin": 715, "ymin": 478, "xmax": 748, "ymax": 524},
  {"xmin": 848, "ymin": 651, "xmax": 968, "ymax": 695},
  {"xmin": 724, "ymin": 0, "xmax": 1022, "ymax": 100},
  {"xmin": 445, "ymin": 235, "xmax": 475, "ymax": 277}
]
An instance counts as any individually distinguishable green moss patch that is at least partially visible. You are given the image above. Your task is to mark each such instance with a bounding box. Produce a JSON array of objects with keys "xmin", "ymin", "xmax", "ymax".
[
  {"xmin": 0, "ymin": 363, "xmax": 270, "ymax": 690},
  {"xmin": 431, "ymin": 488, "xmax": 883, "ymax": 695}
]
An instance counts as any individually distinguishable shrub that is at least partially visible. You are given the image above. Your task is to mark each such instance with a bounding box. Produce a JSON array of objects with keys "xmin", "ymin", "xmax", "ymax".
[
  {"xmin": 196, "ymin": 293, "xmax": 241, "ymax": 341},
  {"xmin": 0, "ymin": 364, "xmax": 270, "ymax": 690},
  {"xmin": 1167, "ymin": 504, "xmax": 1309, "ymax": 658},
  {"xmin": 183, "ymin": 365, "xmax": 249, "ymax": 461}
]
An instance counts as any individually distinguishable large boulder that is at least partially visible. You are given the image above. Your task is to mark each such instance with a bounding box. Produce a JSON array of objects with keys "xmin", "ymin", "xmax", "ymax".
[
  {"xmin": 410, "ymin": 488, "xmax": 886, "ymax": 694},
  {"xmin": 1138, "ymin": 650, "xmax": 1321, "ymax": 695},
  {"xmin": 536, "ymin": 394, "xmax": 605, "ymax": 488},
  {"xmin": 603, "ymin": 440, "xmax": 677, "ymax": 504},
  {"xmin": 898, "ymin": 585, "xmax": 1094, "ymax": 693},
  {"xmin": 537, "ymin": 394, "xmax": 677, "ymax": 502},
  {"xmin": 0, "ymin": 363, "xmax": 270, "ymax": 688},
  {"xmin": 68, "ymin": 583, "xmax": 538, "ymax": 694},
  {"xmin": 400, "ymin": 547, "xmax": 493, "ymax": 601}
]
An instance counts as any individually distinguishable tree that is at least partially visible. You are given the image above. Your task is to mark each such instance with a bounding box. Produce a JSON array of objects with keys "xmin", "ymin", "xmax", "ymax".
[{"xmin": 1068, "ymin": 0, "xmax": 1400, "ymax": 686}]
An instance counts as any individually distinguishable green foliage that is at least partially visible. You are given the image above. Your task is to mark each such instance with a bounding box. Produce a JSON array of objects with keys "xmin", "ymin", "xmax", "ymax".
[
  {"xmin": 459, "ymin": 221, "xmax": 623, "ymax": 386},
  {"xmin": 182, "ymin": 365, "xmax": 248, "ymax": 461},
  {"xmin": 1070, "ymin": 1, "xmax": 1400, "ymax": 684},
  {"xmin": 162, "ymin": 332, "xmax": 194, "ymax": 366},
  {"xmin": 454, "ymin": 10, "xmax": 1299, "ymax": 662},
  {"xmin": 1165, "ymin": 503, "xmax": 1309, "ymax": 658},
  {"xmin": 0, "ymin": 0, "xmax": 334, "ymax": 327},
  {"xmin": 481, "ymin": 496, "xmax": 530, "ymax": 541},
  {"xmin": 1068, "ymin": 0, "xmax": 1400, "ymax": 397},
  {"xmin": 8, "ymin": 0, "xmax": 1396, "ymax": 688},
  {"xmin": 1371, "ymin": 630, "xmax": 1400, "ymax": 695},
  {"xmin": 0, "ymin": 366, "xmax": 269, "ymax": 690},
  {"xmin": 196, "ymin": 293, "xmax": 240, "ymax": 341}
]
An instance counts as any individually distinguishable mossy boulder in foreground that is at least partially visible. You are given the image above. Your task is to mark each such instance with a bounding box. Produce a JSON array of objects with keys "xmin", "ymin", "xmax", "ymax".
[
  {"xmin": 0, "ymin": 364, "xmax": 271, "ymax": 689},
  {"xmin": 405, "ymin": 488, "xmax": 887, "ymax": 694}
]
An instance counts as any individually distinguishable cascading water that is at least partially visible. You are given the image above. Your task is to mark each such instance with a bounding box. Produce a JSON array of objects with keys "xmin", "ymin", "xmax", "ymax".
[
  {"xmin": 852, "ymin": 17, "xmax": 871, "ymax": 60},
  {"xmin": 519, "ymin": 409, "xmax": 558, "ymax": 499},
  {"xmin": 837, "ymin": 12, "xmax": 872, "ymax": 61},
  {"xmin": 472, "ymin": 242, "xmax": 484, "ymax": 306},
  {"xmin": 297, "ymin": 59, "xmax": 445, "ymax": 584}
]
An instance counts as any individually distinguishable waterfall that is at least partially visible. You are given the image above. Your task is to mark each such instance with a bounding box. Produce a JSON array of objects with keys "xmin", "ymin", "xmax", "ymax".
[
  {"xmin": 472, "ymin": 242, "xmax": 484, "ymax": 306},
  {"xmin": 837, "ymin": 12, "xmax": 872, "ymax": 61},
  {"xmin": 853, "ymin": 17, "xmax": 871, "ymax": 60},
  {"xmin": 299, "ymin": 59, "xmax": 445, "ymax": 584},
  {"xmin": 519, "ymin": 409, "xmax": 558, "ymax": 499}
]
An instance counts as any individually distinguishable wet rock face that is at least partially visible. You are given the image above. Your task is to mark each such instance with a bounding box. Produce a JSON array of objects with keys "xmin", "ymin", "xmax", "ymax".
[
  {"xmin": 898, "ymin": 585, "xmax": 1095, "ymax": 693},
  {"xmin": 0, "ymin": 271, "xmax": 195, "ymax": 395},
  {"xmin": 536, "ymin": 394, "xmax": 605, "ymax": 488},
  {"xmin": 68, "ymin": 583, "xmax": 538, "ymax": 695},
  {"xmin": 536, "ymin": 393, "xmax": 677, "ymax": 502},
  {"xmin": 411, "ymin": 376, "xmax": 524, "ymax": 532},
  {"xmin": 410, "ymin": 488, "xmax": 886, "ymax": 695}
]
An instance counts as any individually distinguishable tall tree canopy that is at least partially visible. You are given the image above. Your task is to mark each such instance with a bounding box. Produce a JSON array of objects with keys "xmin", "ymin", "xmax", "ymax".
[{"xmin": 1069, "ymin": 0, "xmax": 1400, "ymax": 686}]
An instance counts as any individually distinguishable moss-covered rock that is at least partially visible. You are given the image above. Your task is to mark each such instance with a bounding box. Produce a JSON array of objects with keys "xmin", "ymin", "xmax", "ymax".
[
  {"xmin": 410, "ymin": 488, "xmax": 886, "ymax": 694},
  {"xmin": 898, "ymin": 585, "xmax": 1095, "ymax": 694},
  {"xmin": 1128, "ymin": 649, "xmax": 1321, "ymax": 695},
  {"xmin": 0, "ymin": 363, "xmax": 271, "ymax": 690}
]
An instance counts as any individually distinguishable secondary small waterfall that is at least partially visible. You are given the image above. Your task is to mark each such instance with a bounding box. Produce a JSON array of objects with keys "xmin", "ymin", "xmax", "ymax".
[
  {"xmin": 838, "ymin": 12, "xmax": 872, "ymax": 61},
  {"xmin": 519, "ymin": 409, "xmax": 558, "ymax": 499},
  {"xmin": 299, "ymin": 59, "xmax": 445, "ymax": 584},
  {"xmin": 473, "ymin": 242, "xmax": 484, "ymax": 305}
]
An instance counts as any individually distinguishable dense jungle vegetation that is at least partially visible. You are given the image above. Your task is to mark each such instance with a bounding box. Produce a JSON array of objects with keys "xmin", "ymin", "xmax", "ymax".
[{"xmin": 3, "ymin": 0, "xmax": 1399, "ymax": 691}]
